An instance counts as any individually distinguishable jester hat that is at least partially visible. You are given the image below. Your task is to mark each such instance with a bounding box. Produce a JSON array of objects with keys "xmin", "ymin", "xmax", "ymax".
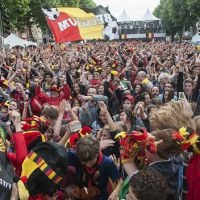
[{"xmin": 18, "ymin": 142, "xmax": 68, "ymax": 199}]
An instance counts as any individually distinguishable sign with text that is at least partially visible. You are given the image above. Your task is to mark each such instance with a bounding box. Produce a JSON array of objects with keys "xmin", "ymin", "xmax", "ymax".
[{"xmin": 42, "ymin": 6, "xmax": 118, "ymax": 42}]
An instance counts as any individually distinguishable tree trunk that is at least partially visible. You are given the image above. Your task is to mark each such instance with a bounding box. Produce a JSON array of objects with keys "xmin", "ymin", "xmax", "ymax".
[
  {"xmin": 171, "ymin": 34, "xmax": 174, "ymax": 42},
  {"xmin": 27, "ymin": 24, "xmax": 34, "ymax": 41},
  {"xmin": 179, "ymin": 32, "xmax": 182, "ymax": 42},
  {"xmin": 192, "ymin": 23, "xmax": 197, "ymax": 35}
]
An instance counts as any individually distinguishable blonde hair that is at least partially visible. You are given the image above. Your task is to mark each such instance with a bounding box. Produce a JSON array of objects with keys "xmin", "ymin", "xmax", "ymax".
[
  {"xmin": 193, "ymin": 116, "xmax": 200, "ymax": 133},
  {"xmin": 150, "ymin": 100, "xmax": 195, "ymax": 131},
  {"xmin": 158, "ymin": 73, "xmax": 170, "ymax": 83}
]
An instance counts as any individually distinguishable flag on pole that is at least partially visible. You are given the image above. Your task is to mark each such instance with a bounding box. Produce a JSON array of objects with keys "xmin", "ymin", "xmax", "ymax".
[{"xmin": 42, "ymin": 5, "xmax": 118, "ymax": 42}]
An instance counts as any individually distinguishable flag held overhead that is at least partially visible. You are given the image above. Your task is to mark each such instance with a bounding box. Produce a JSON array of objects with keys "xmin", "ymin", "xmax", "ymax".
[{"xmin": 42, "ymin": 6, "xmax": 118, "ymax": 42}]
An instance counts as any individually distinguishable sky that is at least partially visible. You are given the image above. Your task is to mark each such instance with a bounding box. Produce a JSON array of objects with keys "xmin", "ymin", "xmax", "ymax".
[{"xmin": 93, "ymin": 0, "xmax": 160, "ymax": 20}]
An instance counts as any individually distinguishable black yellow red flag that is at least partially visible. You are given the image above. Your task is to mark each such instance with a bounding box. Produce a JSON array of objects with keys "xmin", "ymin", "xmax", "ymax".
[{"xmin": 42, "ymin": 6, "xmax": 118, "ymax": 42}]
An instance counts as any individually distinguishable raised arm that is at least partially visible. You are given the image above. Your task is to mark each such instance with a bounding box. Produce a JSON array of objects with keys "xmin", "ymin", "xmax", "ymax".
[
  {"xmin": 177, "ymin": 66, "xmax": 184, "ymax": 97},
  {"xmin": 98, "ymin": 101, "xmax": 116, "ymax": 132},
  {"xmin": 79, "ymin": 94, "xmax": 108, "ymax": 104},
  {"xmin": 8, "ymin": 69, "xmax": 21, "ymax": 92},
  {"xmin": 34, "ymin": 84, "xmax": 49, "ymax": 105},
  {"xmin": 7, "ymin": 111, "xmax": 28, "ymax": 175},
  {"xmin": 53, "ymin": 100, "xmax": 67, "ymax": 137},
  {"xmin": 0, "ymin": 87, "xmax": 10, "ymax": 100},
  {"xmin": 60, "ymin": 82, "xmax": 71, "ymax": 100}
]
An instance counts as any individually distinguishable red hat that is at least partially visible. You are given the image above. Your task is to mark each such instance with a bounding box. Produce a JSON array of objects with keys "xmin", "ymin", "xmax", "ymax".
[
  {"xmin": 123, "ymin": 95, "xmax": 134, "ymax": 104},
  {"xmin": 79, "ymin": 126, "xmax": 92, "ymax": 136},
  {"xmin": 115, "ymin": 128, "xmax": 156, "ymax": 164},
  {"xmin": 21, "ymin": 115, "xmax": 41, "ymax": 131},
  {"xmin": 67, "ymin": 126, "xmax": 92, "ymax": 149},
  {"xmin": 23, "ymin": 130, "xmax": 46, "ymax": 151}
]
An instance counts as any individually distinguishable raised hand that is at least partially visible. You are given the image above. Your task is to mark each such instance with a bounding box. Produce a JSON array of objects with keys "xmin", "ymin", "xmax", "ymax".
[
  {"xmin": 58, "ymin": 99, "xmax": 68, "ymax": 113},
  {"xmin": 98, "ymin": 101, "xmax": 108, "ymax": 113},
  {"xmin": 9, "ymin": 110, "xmax": 21, "ymax": 132},
  {"xmin": 134, "ymin": 101, "xmax": 145, "ymax": 117},
  {"xmin": 78, "ymin": 95, "xmax": 91, "ymax": 101},
  {"xmin": 65, "ymin": 101, "xmax": 72, "ymax": 112},
  {"xmin": 100, "ymin": 139, "xmax": 115, "ymax": 150},
  {"xmin": 109, "ymin": 154, "xmax": 121, "ymax": 170}
]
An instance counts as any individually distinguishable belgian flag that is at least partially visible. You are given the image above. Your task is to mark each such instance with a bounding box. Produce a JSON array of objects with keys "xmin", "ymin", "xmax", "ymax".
[{"xmin": 43, "ymin": 5, "xmax": 117, "ymax": 42}]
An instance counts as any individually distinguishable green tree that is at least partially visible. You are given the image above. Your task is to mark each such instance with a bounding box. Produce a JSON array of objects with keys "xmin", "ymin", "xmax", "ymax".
[
  {"xmin": 186, "ymin": 0, "xmax": 200, "ymax": 33},
  {"xmin": 23, "ymin": 0, "xmax": 96, "ymax": 34},
  {"xmin": 59, "ymin": 0, "xmax": 80, "ymax": 7},
  {"xmin": 0, "ymin": 0, "xmax": 30, "ymax": 30},
  {"xmin": 23, "ymin": 0, "xmax": 61, "ymax": 30},
  {"xmin": 186, "ymin": 0, "xmax": 200, "ymax": 19},
  {"xmin": 1, "ymin": 0, "xmax": 96, "ymax": 39},
  {"xmin": 154, "ymin": 0, "xmax": 200, "ymax": 39},
  {"xmin": 59, "ymin": 0, "xmax": 96, "ymax": 8},
  {"xmin": 79, "ymin": 0, "xmax": 96, "ymax": 9},
  {"xmin": 169, "ymin": 0, "xmax": 188, "ymax": 38},
  {"xmin": 154, "ymin": 0, "xmax": 178, "ymax": 39}
]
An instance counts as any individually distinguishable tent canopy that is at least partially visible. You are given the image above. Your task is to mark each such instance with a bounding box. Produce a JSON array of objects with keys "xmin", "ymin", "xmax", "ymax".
[
  {"xmin": 191, "ymin": 33, "xmax": 200, "ymax": 45},
  {"xmin": 3, "ymin": 33, "xmax": 37, "ymax": 48},
  {"xmin": 118, "ymin": 9, "xmax": 131, "ymax": 22},
  {"xmin": 141, "ymin": 9, "xmax": 160, "ymax": 21}
]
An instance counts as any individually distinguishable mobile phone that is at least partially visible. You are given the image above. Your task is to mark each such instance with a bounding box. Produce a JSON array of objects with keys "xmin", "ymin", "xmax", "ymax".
[
  {"xmin": 178, "ymin": 92, "xmax": 185, "ymax": 100},
  {"xmin": 68, "ymin": 122, "xmax": 82, "ymax": 133},
  {"xmin": 120, "ymin": 81, "xmax": 128, "ymax": 90}
]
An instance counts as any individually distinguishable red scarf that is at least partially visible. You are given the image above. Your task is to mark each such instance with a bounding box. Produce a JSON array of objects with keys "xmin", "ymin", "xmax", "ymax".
[{"xmin": 83, "ymin": 152, "xmax": 103, "ymax": 187}]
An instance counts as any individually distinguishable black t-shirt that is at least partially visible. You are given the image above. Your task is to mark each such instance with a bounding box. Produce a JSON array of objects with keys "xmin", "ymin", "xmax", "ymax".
[
  {"xmin": 0, "ymin": 139, "xmax": 14, "ymax": 200},
  {"xmin": 0, "ymin": 164, "xmax": 13, "ymax": 200}
]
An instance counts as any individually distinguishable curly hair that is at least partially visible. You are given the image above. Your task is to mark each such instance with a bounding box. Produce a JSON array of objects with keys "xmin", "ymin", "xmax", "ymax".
[
  {"xmin": 129, "ymin": 168, "xmax": 170, "ymax": 200},
  {"xmin": 150, "ymin": 100, "xmax": 195, "ymax": 131}
]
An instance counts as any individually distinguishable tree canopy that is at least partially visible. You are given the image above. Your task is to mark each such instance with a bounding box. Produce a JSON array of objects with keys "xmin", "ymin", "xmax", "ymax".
[
  {"xmin": 1, "ymin": 0, "xmax": 96, "ymax": 32},
  {"xmin": 0, "ymin": 0, "xmax": 30, "ymax": 29},
  {"xmin": 153, "ymin": 0, "xmax": 200, "ymax": 39}
]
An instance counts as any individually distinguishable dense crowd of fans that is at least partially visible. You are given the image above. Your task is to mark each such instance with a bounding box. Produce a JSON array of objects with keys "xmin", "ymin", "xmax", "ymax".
[{"xmin": 0, "ymin": 40, "xmax": 200, "ymax": 200}]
